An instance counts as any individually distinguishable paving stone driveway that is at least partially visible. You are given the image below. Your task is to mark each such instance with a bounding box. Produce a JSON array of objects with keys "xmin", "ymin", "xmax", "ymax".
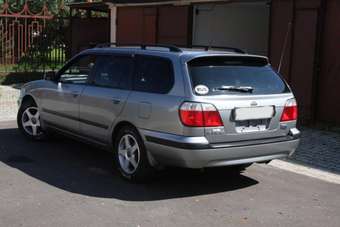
[
  {"xmin": 0, "ymin": 85, "xmax": 339, "ymax": 174},
  {"xmin": 289, "ymin": 128, "xmax": 340, "ymax": 174}
]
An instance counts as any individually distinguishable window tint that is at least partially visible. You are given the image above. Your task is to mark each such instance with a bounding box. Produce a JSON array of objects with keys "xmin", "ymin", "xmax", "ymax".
[
  {"xmin": 134, "ymin": 56, "xmax": 174, "ymax": 94},
  {"xmin": 93, "ymin": 55, "xmax": 133, "ymax": 89},
  {"xmin": 188, "ymin": 56, "xmax": 290, "ymax": 96},
  {"xmin": 59, "ymin": 55, "xmax": 95, "ymax": 84}
]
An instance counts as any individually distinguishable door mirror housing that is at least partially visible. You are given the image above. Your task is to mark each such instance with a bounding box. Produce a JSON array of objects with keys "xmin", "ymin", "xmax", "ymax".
[{"xmin": 44, "ymin": 71, "xmax": 56, "ymax": 81}]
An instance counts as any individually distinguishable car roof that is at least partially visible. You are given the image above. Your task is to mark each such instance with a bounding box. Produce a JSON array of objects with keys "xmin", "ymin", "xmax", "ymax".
[{"xmin": 79, "ymin": 47, "xmax": 268, "ymax": 63}]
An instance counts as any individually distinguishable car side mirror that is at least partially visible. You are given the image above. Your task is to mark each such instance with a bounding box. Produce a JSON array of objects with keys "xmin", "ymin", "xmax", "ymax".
[{"xmin": 44, "ymin": 71, "xmax": 56, "ymax": 81}]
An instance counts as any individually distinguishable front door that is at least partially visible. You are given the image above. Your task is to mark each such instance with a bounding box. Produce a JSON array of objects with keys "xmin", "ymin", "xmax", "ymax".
[
  {"xmin": 41, "ymin": 55, "xmax": 96, "ymax": 133},
  {"xmin": 79, "ymin": 54, "xmax": 134, "ymax": 142}
]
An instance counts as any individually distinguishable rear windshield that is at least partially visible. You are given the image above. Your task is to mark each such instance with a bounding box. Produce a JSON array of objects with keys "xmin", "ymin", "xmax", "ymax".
[{"xmin": 188, "ymin": 56, "xmax": 290, "ymax": 96}]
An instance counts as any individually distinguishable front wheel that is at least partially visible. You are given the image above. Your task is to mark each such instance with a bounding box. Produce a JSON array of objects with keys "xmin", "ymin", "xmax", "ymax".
[
  {"xmin": 17, "ymin": 100, "xmax": 46, "ymax": 140},
  {"xmin": 114, "ymin": 126, "xmax": 155, "ymax": 182}
]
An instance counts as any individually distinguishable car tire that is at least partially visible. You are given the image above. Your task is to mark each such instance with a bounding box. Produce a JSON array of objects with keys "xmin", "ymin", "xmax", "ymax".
[
  {"xmin": 114, "ymin": 126, "xmax": 155, "ymax": 183},
  {"xmin": 17, "ymin": 99, "xmax": 47, "ymax": 141}
]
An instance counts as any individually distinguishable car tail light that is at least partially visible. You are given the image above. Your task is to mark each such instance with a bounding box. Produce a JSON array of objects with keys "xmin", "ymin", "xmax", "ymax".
[
  {"xmin": 179, "ymin": 102, "xmax": 223, "ymax": 127},
  {"xmin": 280, "ymin": 98, "xmax": 298, "ymax": 122}
]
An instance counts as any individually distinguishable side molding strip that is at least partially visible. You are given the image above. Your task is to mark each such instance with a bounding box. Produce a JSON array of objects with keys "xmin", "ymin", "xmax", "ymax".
[{"xmin": 42, "ymin": 108, "xmax": 109, "ymax": 129}]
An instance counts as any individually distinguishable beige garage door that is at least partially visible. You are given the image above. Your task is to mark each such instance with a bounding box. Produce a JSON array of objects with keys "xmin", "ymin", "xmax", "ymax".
[{"xmin": 193, "ymin": 2, "xmax": 270, "ymax": 55}]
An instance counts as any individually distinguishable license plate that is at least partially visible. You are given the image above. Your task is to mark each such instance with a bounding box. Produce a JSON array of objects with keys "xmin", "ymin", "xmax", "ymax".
[{"xmin": 234, "ymin": 106, "xmax": 274, "ymax": 121}]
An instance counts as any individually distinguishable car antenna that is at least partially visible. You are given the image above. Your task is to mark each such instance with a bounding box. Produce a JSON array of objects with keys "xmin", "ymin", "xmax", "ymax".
[{"xmin": 278, "ymin": 22, "xmax": 292, "ymax": 74}]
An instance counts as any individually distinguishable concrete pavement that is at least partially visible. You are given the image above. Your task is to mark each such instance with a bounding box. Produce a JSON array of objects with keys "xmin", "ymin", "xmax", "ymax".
[
  {"xmin": 0, "ymin": 120, "xmax": 339, "ymax": 227},
  {"xmin": 0, "ymin": 85, "xmax": 19, "ymax": 122}
]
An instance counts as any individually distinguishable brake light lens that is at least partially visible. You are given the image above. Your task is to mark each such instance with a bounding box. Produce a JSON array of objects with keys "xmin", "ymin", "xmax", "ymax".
[
  {"xmin": 179, "ymin": 102, "xmax": 223, "ymax": 127},
  {"xmin": 280, "ymin": 98, "xmax": 298, "ymax": 122}
]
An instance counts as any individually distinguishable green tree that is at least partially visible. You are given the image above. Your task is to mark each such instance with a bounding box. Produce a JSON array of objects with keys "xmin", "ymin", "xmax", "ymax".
[{"xmin": 1, "ymin": 0, "xmax": 81, "ymax": 15}]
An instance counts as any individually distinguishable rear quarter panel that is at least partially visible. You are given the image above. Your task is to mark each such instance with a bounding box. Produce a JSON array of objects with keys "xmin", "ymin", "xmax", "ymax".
[{"xmin": 111, "ymin": 54, "xmax": 204, "ymax": 137}]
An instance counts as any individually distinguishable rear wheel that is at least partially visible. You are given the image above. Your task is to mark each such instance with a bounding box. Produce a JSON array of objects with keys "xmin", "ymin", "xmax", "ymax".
[
  {"xmin": 114, "ymin": 126, "xmax": 155, "ymax": 182},
  {"xmin": 17, "ymin": 100, "xmax": 46, "ymax": 141}
]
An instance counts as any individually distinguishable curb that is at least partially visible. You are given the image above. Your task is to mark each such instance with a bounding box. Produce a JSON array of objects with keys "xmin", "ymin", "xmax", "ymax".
[{"xmin": 269, "ymin": 159, "xmax": 340, "ymax": 185}]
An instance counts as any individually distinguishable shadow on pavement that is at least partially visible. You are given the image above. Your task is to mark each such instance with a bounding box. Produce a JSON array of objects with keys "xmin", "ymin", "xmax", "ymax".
[{"xmin": 0, "ymin": 126, "xmax": 258, "ymax": 201}]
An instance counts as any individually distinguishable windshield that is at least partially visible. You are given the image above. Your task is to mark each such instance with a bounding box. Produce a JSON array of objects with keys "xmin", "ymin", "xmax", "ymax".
[{"xmin": 188, "ymin": 56, "xmax": 290, "ymax": 96}]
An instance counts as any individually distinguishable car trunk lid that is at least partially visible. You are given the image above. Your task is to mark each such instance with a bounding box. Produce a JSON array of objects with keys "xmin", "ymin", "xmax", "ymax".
[{"xmin": 186, "ymin": 55, "xmax": 295, "ymax": 143}]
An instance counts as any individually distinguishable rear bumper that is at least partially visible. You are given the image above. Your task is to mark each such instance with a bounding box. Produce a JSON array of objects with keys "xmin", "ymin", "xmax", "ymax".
[{"xmin": 141, "ymin": 129, "xmax": 300, "ymax": 168}]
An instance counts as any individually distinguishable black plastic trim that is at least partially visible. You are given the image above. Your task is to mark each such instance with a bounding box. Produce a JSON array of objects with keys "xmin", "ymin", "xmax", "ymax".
[
  {"xmin": 42, "ymin": 108, "xmax": 109, "ymax": 130},
  {"xmin": 44, "ymin": 120, "xmax": 107, "ymax": 144},
  {"xmin": 210, "ymin": 136, "xmax": 298, "ymax": 149}
]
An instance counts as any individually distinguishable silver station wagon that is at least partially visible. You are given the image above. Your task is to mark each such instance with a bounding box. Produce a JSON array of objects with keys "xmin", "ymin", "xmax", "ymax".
[{"xmin": 17, "ymin": 44, "xmax": 300, "ymax": 182}]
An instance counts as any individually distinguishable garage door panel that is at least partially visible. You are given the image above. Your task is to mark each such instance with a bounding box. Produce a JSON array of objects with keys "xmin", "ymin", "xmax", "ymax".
[
  {"xmin": 193, "ymin": 3, "xmax": 270, "ymax": 55},
  {"xmin": 117, "ymin": 8, "xmax": 143, "ymax": 44},
  {"xmin": 158, "ymin": 6, "xmax": 190, "ymax": 45},
  {"xmin": 144, "ymin": 13, "xmax": 157, "ymax": 44},
  {"xmin": 269, "ymin": 0, "xmax": 294, "ymax": 80},
  {"xmin": 317, "ymin": 0, "xmax": 340, "ymax": 124},
  {"xmin": 117, "ymin": 7, "xmax": 157, "ymax": 44},
  {"xmin": 71, "ymin": 18, "xmax": 109, "ymax": 56},
  {"xmin": 290, "ymin": 10, "xmax": 318, "ymax": 123}
]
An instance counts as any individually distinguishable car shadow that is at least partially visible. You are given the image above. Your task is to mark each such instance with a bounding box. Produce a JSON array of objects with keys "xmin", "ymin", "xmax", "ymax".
[{"xmin": 0, "ymin": 126, "xmax": 258, "ymax": 201}]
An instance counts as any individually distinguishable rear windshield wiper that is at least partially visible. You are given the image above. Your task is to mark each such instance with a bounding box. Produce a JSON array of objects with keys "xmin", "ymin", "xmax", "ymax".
[{"xmin": 213, "ymin": 86, "xmax": 254, "ymax": 93}]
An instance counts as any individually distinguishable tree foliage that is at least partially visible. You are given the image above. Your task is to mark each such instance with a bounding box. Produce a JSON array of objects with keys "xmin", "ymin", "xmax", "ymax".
[
  {"xmin": 0, "ymin": 0, "xmax": 78, "ymax": 72},
  {"xmin": 1, "ymin": 0, "xmax": 79, "ymax": 16}
]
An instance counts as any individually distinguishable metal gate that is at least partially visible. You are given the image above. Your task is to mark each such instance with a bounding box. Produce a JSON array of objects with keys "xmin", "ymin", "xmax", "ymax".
[
  {"xmin": 0, "ymin": 0, "xmax": 67, "ymax": 71},
  {"xmin": 0, "ymin": 0, "xmax": 53, "ymax": 65}
]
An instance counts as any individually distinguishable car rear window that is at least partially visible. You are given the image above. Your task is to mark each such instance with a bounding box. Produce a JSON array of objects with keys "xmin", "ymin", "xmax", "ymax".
[{"xmin": 188, "ymin": 56, "xmax": 290, "ymax": 96}]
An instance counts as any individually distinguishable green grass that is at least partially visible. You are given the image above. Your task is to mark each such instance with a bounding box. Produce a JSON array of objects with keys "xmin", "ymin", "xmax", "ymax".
[
  {"xmin": 0, "ymin": 64, "xmax": 16, "ymax": 73},
  {"xmin": 49, "ymin": 48, "xmax": 66, "ymax": 61}
]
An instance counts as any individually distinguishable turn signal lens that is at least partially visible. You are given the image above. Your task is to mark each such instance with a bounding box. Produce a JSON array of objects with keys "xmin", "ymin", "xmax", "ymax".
[
  {"xmin": 280, "ymin": 99, "xmax": 298, "ymax": 122},
  {"xmin": 179, "ymin": 102, "xmax": 223, "ymax": 127}
]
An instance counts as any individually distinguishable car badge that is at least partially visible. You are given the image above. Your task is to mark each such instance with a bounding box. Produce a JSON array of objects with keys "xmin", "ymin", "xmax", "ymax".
[{"xmin": 250, "ymin": 101, "xmax": 258, "ymax": 106}]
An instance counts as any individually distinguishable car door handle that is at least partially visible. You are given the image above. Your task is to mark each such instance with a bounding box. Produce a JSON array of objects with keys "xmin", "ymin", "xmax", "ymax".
[{"xmin": 112, "ymin": 98, "xmax": 121, "ymax": 104}]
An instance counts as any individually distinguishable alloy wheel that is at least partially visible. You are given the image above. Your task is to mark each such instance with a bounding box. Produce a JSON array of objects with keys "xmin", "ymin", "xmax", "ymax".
[
  {"xmin": 118, "ymin": 134, "xmax": 141, "ymax": 174},
  {"xmin": 21, "ymin": 107, "xmax": 43, "ymax": 137}
]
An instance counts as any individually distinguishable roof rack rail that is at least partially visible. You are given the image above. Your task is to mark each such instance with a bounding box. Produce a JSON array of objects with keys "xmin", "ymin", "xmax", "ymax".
[
  {"xmin": 185, "ymin": 45, "xmax": 246, "ymax": 54},
  {"xmin": 95, "ymin": 43, "xmax": 182, "ymax": 53}
]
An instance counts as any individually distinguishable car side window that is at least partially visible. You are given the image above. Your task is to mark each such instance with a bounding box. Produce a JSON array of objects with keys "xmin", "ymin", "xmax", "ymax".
[
  {"xmin": 93, "ymin": 55, "xmax": 133, "ymax": 89},
  {"xmin": 133, "ymin": 56, "xmax": 174, "ymax": 94},
  {"xmin": 59, "ymin": 55, "xmax": 96, "ymax": 84}
]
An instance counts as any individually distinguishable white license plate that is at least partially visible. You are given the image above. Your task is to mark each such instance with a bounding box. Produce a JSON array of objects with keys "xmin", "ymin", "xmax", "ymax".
[{"xmin": 234, "ymin": 106, "xmax": 274, "ymax": 121}]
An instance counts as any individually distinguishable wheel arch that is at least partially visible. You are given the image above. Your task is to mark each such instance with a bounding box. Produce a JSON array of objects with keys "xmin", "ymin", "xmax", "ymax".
[
  {"xmin": 21, "ymin": 94, "xmax": 38, "ymax": 107},
  {"xmin": 111, "ymin": 120, "xmax": 161, "ymax": 169},
  {"xmin": 111, "ymin": 121, "xmax": 140, "ymax": 145}
]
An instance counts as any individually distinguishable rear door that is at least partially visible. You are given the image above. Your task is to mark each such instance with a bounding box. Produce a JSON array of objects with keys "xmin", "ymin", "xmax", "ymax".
[
  {"xmin": 78, "ymin": 54, "xmax": 134, "ymax": 142},
  {"xmin": 124, "ymin": 54, "xmax": 184, "ymax": 134},
  {"xmin": 187, "ymin": 55, "xmax": 294, "ymax": 143}
]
